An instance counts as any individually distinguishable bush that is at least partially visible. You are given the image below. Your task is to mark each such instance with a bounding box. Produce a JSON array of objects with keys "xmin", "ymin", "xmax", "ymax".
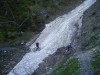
[
  {"xmin": 50, "ymin": 58, "xmax": 79, "ymax": 75},
  {"xmin": 92, "ymin": 51, "xmax": 100, "ymax": 75}
]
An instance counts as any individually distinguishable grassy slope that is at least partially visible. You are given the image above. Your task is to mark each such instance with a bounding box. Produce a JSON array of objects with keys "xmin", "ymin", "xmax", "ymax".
[
  {"xmin": 91, "ymin": 51, "xmax": 100, "ymax": 75},
  {"xmin": 50, "ymin": 58, "xmax": 79, "ymax": 75}
]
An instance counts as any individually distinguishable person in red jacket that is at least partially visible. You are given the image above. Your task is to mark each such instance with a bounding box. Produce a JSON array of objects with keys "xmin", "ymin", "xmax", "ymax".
[{"xmin": 36, "ymin": 42, "xmax": 39, "ymax": 49}]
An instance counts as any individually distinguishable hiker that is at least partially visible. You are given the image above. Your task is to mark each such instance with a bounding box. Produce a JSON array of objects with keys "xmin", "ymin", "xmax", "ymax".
[
  {"xmin": 67, "ymin": 44, "xmax": 72, "ymax": 51},
  {"xmin": 36, "ymin": 42, "xmax": 39, "ymax": 49},
  {"xmin": 66, "ymin": 44, "xmax": 72, "ymax": 54}
]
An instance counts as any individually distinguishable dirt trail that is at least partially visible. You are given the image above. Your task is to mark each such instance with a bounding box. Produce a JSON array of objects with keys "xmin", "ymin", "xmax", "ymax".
[
  {"xmin": 73, "ymin": 48, "xmax": 97, "ymax": 75},
  {"xmin": 75, "ymin": 51, "xmax": 93, "ymax": 75}
]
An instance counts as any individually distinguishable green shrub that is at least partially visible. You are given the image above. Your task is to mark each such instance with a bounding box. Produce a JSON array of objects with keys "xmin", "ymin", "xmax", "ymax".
[
  {"xmin": 50, "ymin": 58, "xmax": 79, "ymax": 75},
  {"xmin": 92, "ymin": 51, "xmax": 100, "ymax": 75}
]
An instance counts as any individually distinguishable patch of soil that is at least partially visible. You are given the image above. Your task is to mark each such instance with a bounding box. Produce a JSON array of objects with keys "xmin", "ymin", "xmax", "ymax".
[{"xmin": 0, "ymin": 46, "xmax": 29, "ymax": 75}]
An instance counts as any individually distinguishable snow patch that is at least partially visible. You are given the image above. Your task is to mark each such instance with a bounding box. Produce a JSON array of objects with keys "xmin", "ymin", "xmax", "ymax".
[{"xmin": 8, "ymin": 0, "xmax": 96, "ymax": 75}]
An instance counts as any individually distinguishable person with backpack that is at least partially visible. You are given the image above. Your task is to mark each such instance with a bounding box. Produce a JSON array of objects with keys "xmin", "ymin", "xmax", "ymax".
[{"xmin": 66, "ymin": 44, "xmax": 72, "ymax": 54}]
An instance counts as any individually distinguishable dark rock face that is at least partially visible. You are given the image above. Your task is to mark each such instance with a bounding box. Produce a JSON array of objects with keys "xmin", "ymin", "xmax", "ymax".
[{"xmin": 0, "ymin": 46, "xmax": 29, "ymax": 75}]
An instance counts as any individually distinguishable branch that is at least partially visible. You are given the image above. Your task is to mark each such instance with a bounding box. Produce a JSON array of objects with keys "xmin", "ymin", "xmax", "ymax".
[
  {"xmin": 5, "ymin": 1, "xmax": 15, "ymax": 21},
  {"xmin": 18, "ymin": 18, "xmax": 28, "ymax": 28},
  {"xmin": 0, "ymin": 21, "xmax": 19, "ymax": 25}
]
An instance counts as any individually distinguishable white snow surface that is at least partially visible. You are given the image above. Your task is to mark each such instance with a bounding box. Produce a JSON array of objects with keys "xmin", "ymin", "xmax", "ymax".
[{"xmin": 8, "ymin": 0, "xmax": 96, "ymax": 75}]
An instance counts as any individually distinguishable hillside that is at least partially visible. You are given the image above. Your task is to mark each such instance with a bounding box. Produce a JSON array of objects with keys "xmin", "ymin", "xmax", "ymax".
[
  {"xmin": 0, "ymin": 0, "xmax": 100, "ymax": 75},
  {"xmin": 0, "ymin": 0, "xmax": 84, "ymax": 75}
]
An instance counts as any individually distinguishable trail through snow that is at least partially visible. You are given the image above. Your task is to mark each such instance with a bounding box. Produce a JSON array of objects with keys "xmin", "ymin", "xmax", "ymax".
[{"xmin": 8, "ymin": 0, "xmax": 96, "ymax": 75}]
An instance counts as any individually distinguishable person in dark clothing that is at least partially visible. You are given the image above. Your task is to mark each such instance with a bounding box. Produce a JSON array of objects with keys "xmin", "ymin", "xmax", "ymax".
[
  {"xmin": 67, "ymin": 45, "xmax": 72, "ymax": 51},
  {"xmin": 66, "ymin": 44, "xmax": 72, "ymax": 52},
  {"xmin": 65, "ymin": 44, "xmax": 72, "ymax": 54},
  {"xmin": 36, "ymin": 42, "xmax": 39, "ymax": 49}
]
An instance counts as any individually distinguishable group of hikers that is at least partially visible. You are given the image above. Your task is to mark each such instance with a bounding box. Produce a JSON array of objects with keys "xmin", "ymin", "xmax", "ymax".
[{"xmin": 35, "ymin": 42, "xmax": 72, "ymax": 53}]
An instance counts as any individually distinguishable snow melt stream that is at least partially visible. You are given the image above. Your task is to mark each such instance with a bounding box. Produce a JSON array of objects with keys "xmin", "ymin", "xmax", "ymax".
[{"xmin": 8, "ymin": 0, "xmax": 96, "ymax": 75}]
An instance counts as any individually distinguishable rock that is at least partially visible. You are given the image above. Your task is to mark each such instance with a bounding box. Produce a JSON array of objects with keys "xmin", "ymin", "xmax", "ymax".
[
  {"xmin": 91, "ymin": 12, "xmax": 97, "ymax": 16},
  {"xmin": 4, "ymin": 51, "xmax": 7, "ymax": 53},
  {"xmin": 21, "ymin": 41, "xmax": 25, "ymax": 45},
  {"xmin": 32, "ymin": 13, "xmax": 36, "ymax": 17}
]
